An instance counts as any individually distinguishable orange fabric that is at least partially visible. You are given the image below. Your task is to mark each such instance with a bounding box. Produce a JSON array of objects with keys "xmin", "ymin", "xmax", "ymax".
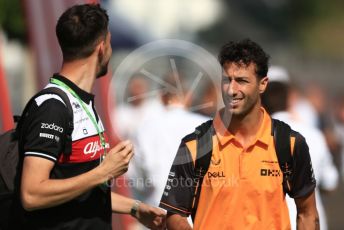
[{"xmin": 186, "ymin": 108, "xmax": 291, "ymax": 230}]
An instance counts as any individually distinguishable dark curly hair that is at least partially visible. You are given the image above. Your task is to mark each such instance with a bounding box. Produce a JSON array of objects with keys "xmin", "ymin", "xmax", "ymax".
[
  {"xmin": 56, "ymin": 4, "xmax": 109, "ymax": 61},
  {"xmin": 218, "ymin": 39, "xmax": 270, "ymax": 79}
]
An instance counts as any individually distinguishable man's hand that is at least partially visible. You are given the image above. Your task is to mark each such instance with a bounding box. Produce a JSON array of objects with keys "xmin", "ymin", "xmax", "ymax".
[
  {"xmin": 134, "ymin": 202, "xmax": 166, "ymax": 230},
  {"xmin": 166, "ymin": 213, "xmax": 192, "ymax": 230},
  {"xmin": 98, "ymin": 140, "xmax": 134, "ymax": 181}
]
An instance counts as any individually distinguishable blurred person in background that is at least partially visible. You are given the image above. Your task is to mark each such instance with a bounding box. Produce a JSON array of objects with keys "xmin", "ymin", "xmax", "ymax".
[
  {"xmin": 294, "ymin": 82, "xmax": 342, "ymax": 162},
  {"xmin": 193, "ymin": 79, "xmax": 218, "ymax": 117},
  {"xmin": 334, "ymin": 94, "xmax": 344, "ymax": 180},
  {"xmin": 113, "ymin": 74, "xmax": 164, "ymax": 140},
  {"xmin": 127, "ymin": 73, "xmax": 208, "ymax": 228},
  {"xmin": 262, "ymin": 66, "xmax": 339, "ymax": 230},
  {"xmin": 15, "ymin": 4, "xmax": 165, "ymax": 229}
]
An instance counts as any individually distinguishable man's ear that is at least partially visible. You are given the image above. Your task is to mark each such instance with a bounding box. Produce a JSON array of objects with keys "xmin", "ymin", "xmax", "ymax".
[
  {"xmin": 259, "ymin": 76, "xmax": 268, "ymax": 94},
  {"xmin": 97, "ymin": 40, "xmax": 105, "ymax": 60}
]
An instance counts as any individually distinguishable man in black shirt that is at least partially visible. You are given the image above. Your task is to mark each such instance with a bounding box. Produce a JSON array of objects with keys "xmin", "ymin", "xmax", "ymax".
[{"xmin": 18, "ymin": 4, "xmax": 165, "ymax": 230}]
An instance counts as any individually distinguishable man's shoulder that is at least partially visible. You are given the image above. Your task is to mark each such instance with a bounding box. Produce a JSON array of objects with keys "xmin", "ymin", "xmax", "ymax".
[
  {"xmin": 28, "ymin": 95, "xmax": 69, "ymax": 116},
  {"xmin": 181, "ymin": 132, "xmax": 197, "ymax": 144},
  {"xmin": 181, "ymin": 119, "xmax": 213, "ymax": 144},
  {"xmin": 21, "ymin": 89, "xmax": 71, "ymax": 127},
  {"xmin": 25, "ymin": 85, "xmax": 70, "ymax": 108}
]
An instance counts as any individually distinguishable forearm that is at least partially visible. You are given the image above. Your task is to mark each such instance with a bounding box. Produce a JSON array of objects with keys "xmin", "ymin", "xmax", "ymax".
[
  {"xmin": 111, "ymin": 192, "xmax": 136, "ymax": 214},
  {"xmin": 167, "ymin": 213, "xmax": 192, "ymax": 230},
  {"xmin": 21, "ymin": 164, "xmax": 106, "ymax": 211},
  {"xmin": 296, "ymin": 213, "xmax": 320, "ymax": 230},
  {"xmin": 22, "ymin": 141, "xmax": 134, "ymax": 211},
  {"xmin": 111, "ymin": 193, "xmax": 166, "ymax": 229},
  {"xmin": 295, "ymin": 191, "xmax": 319, "ymax": 230}
]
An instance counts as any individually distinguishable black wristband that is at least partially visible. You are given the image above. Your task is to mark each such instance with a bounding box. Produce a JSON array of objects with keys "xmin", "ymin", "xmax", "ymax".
[{"xmin": 130, "ymin": 200, "xmax": 141, "ymax": 218}]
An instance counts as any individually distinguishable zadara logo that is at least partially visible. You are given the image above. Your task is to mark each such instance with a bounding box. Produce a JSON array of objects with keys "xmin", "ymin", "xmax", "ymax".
[
  {"xmin": 84, "ymin": 141, "xmax": 109, "ymax": 158},
  {"xmin": 41, "ymin": 122, "xmax": 64, "ymax": 133}
]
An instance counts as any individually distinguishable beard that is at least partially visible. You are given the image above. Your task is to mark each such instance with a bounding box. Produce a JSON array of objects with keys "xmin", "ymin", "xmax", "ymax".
[{"xmin": 96, "ymin": 60, "xmax": 109, "ymax": 79}]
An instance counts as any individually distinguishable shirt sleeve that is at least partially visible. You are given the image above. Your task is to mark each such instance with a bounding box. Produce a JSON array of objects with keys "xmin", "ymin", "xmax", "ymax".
[
  {"xmin": 288, "ymin": 133, "xmax": 317, "ymax": 198},
  {"xmin": 159, "ymin": 140, "xmax": 196, "ymax": 217},
  {"xmin": 21, "ymin": 98, "xmax": 70, "ymax": 162}
]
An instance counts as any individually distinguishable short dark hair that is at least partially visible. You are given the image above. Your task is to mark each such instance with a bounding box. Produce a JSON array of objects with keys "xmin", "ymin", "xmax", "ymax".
[
  {"xmin": 56, "ymin": 4, "xmax": 109, "ymax": 61},
  {"xmin": 218, "ymin": 39, "xmax": 270, "ymax": 79}
]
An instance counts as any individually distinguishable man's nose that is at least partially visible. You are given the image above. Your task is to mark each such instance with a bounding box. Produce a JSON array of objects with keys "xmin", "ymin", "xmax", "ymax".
[{"xmin": 228, "ymin": 81, "xmax": 238, "ymax": 96}]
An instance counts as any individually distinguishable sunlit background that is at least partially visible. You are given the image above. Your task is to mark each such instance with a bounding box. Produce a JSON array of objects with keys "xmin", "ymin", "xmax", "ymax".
[{"xmin": 1, "ymin": 0, "xmax": 344, "ymax": 229}]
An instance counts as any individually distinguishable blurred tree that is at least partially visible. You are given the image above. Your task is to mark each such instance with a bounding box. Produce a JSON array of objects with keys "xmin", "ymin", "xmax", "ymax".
[
  {"xmin": 196, "ymin": 0, "xmax": 344, "ymax": 58},
  {"xmin": 0, "ymin": 0, "xmax": 26, "ymax": 43},
  {"xmin": 291, "ymin": 0, "xmax": 344, "ymax": 57}
]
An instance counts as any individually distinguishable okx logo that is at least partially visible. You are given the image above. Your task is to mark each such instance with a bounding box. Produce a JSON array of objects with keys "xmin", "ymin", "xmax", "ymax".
[{"xmin": 260, "ymin": 168, "xmax": 281, "ymax": 177}]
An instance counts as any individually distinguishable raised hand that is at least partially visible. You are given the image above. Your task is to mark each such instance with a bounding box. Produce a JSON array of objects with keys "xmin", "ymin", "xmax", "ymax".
[{"xmin": 99, "ymin": 140, "xmax": 134, "ymax": 181}]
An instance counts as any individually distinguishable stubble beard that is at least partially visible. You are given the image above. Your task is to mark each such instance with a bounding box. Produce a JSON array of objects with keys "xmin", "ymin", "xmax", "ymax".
[
  {"xmin": 96, "ymin": 60, "xmax": 109, "ymax": 79},
  {"xmin": 227, "ymin": 94, "xmax": 260, "ymax": 121}
]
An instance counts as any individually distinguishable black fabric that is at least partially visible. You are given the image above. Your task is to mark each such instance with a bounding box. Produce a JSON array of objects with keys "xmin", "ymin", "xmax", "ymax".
[
  {"xmin": 16, "ymin": 78, "xmax": 111, "ymax": 229},
  {"xmin": 17, "ymin": 87, "xmax": 74, "ymax": 157},
  {"xmin": 272, "ymin": 119, "xmax": 316, "ymax": 198},
  {"xmin": 24, "ymin": 87, "xmax": 74, "ymax": 156},
  {"xmin": 0, "ymin": 130, "xmax": 19, "ymax": 194},
  {"xmin": 0, "ymin": 129, "xmax": 18, "ymax": 230},
  {"xmin": 288, "ymin": 133, "xmax": 316, "ymax": 198},
  {"xmin": 272, "ymin": 119, "xmax": 293, "ymax": 194},
  {"xmin": 22, "ymin": 99, "xmax": 70, "ymax": 161},
  {"xmin": 0, "ymin": 87, "xmax": 74, "ymax": 230},
  {"xmin": 191, "ymin": 120, "xmax": 213, "ymax": 221},
  {"xmin": 159, "ymin": 141, "xmax": 196, "ymax": 216}
]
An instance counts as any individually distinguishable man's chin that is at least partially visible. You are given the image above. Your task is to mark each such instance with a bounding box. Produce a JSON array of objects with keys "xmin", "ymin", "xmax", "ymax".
[
  {"xmin": 96, "ymin": 68, "xmax": 108, "ymax": 79},
  {"xmin": 225, "ymin": 105, "xmax": 238, "ymax": 114},
  {"xmin": 225, "ymin": 107, "xmax": 244, "ymax": 118}
]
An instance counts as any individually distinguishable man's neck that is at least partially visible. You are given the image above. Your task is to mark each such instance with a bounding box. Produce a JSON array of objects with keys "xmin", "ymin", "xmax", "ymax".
[
  {"xmin": 59, "ymin": 58, "xmax": 97, "ymax": 93},
  {"xmin": 222, "ymin": 104, "xmax": 264, "ymax": 148}
]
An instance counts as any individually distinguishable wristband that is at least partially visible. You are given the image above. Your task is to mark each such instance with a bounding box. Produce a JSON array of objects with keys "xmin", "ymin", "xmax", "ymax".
[{"xmin": 130, "ymin": 200, "xmax": 141, "ymax": 217}]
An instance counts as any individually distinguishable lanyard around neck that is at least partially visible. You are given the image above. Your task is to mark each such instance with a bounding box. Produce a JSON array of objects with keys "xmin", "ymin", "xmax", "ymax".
[{"xmin": 50, "ymin": 78, "xmax": 106, "ymax": 154}]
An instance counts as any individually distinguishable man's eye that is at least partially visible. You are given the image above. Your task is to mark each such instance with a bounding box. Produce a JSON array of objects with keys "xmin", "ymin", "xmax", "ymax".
[{"xmin": 237, "ymin": 79, "xmax": 248, "ymax": 84}]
